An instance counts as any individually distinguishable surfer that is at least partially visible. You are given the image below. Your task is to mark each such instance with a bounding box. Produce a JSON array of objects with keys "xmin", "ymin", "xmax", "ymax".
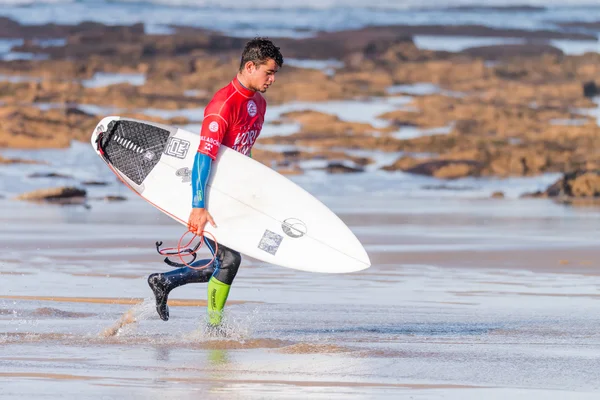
[{"xmin": 148, "ymin": 38, "xmax": 283, "ymax": 326}]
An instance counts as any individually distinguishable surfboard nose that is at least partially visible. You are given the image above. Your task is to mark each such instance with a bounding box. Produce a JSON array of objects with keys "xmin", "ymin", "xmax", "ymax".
[
  {"xmin": 90, "ymin": 116, "xmax": 120, "ymax": 148},
  {"xmin": 344, "ymin": 235, "xmax": 372, "ymax": 272}
]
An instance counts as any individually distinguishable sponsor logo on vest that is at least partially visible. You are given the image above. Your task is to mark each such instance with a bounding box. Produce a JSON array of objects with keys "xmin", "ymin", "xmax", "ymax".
[
  {"xmin": 247, "ymin": 100, "xmax": 257, "ymax": 117},
  {"xmin": 233, "ymin": 129, "xmax": 259, "ymax": 147},
  {"xmin": 201, "ymin": 136, "xmax": 220, "ymax": 146},
  {"xmin": 200, "ymin": 136, "xmax": 220, "ymax": 154}
]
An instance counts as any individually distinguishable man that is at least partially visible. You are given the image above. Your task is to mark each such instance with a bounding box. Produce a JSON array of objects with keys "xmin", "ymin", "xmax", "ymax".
[{"xmin": 147, "ymin": 38, "xmax": 283, "ymax": 327}]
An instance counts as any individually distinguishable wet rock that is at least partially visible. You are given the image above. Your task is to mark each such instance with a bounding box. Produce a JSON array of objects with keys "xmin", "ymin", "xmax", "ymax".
[
  {"xmin": 266, "ymin": 68, "xmax": 366, "ymax": 103},
  {"xmin": 299, "ymin": 25, "xmax": 596, "ymax": 50},
  {"xmin": 0, "ymin": 155, "xmax": 43, "ymax": 165},
  {"xmin": 252, "ymin": 148, "xmax": 287, "ymax": 166},
  {"xmin": 65, "ymin": 107, "xmax": 93, "ymax": 117},
  {"xmin": 485, "ymin": 149, "xmax": 550, "ymax": 177},
  {"xmin": 28, "ymin": 172, "xmax": 73, "ymax": 179},
  {"xmin": 16, "ymin": 186, "xmax": 86, "ymax": 202},
  {"xmin": 491, "ymin": 191, "xmax": 505, "ymax": 199},
  {"xmin": 583, "ymin": 81, "xmax": 599, "ymax": 98},
  {"xmin": 520, "ymin": 191, "xmax": 545, "ymax": 199},
  {"xmin": 264, "ymin": 110, "xmax": 391, "ymax": 143},
  {"xmin": 461, "ymin": 44, "xmax": 563, "ymax": 60},
  {"xmin": 81, "ymin": 180, "xmax": 110, "ymax": 186},
  {"xmin": 403, "ymin": 160, "xmax": 482, "ymax": 179},
  {"xmin": 282, "ymin": 150, "xmax": 301, "ymax": 160},
  {"xmin": 0, "ymin": 17, "xmax": 144, "ymax": 40},
  {"xmin": 381, "ymin": 156, "xmax": 422, "ymax": 171},
  {"xmin": 0, "ymin": 19, "xmax": 599, "ymax": 184},
  {"xmin": 104, "ymin": 195, "xmax": 127, "ymax": 202},
  {"xmin": 320, "ymin": 162, "xmax": 364, "ymax": 174},
  {"xmin": 570, "ymin": 172, "xmax": 600, "ymax": 197},
  {"xmin": 344, "ymin": 37, "xmax": 440, "ymax": 71},
  {"xmin": 0, "ymin": 105, "xmax": 102, "ymax": 148},
  {"xmin": 15, "ymin": 30, "xmax": 242, "ymax": 61},
  {"xmin": 544, "ymin": 170, "xmax": 600, "ymax": 198},
  {"xmin": 274, "ymin": 165, "xmax": 304, "ymax": 176}
]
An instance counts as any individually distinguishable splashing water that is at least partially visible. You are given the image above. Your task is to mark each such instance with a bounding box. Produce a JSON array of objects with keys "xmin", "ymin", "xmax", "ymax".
[
  {"xmin": 189, "ymin": 308, "xmax": 258, "ymax": 342},
  {"xmin": 100, "ymin": 298, "xmax": 155, "ymax": 337}
]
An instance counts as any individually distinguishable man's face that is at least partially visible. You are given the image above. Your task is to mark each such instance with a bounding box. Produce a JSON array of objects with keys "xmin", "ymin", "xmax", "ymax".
[{"xmin": 248, "ymin": 58, "xmax": 279, "ymax": 93}]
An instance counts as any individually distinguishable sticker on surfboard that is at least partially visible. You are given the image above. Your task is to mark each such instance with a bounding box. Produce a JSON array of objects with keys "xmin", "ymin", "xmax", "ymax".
[{"xmin": 258, "ymin": 230, "xmax": 283, "ymax": 255}]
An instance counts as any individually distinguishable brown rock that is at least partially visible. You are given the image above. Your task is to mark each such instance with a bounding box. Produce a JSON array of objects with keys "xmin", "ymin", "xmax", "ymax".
[
  {"xmin": 275, "ymin": 166, "xmax": 304, "ymax": 176},
  {"xmin": 16, "ymin": 186, "xmax": 86, "ymax": 202},
  {"xmin": 0, "ymin": 20, "xmax": 599, "ymax": 186},
  {"xmin": 0, "ymin": 17, "xmax": 144, "ymax": 39},
  {"xmin": 104, "ymin": 195, "xmax": 127, "ymax": 202},
  {"xmin": 460, "ymin": 44, "xmax": 564, "ymax": 60},
  {"xmin": 520, "ymin": 190, "xmax": 546, "ymax": 199},
  {"xmin": 403, "ymin": 160, "xmax": 481, "ymax": 179},
  {"xmin": 433, "ymin": 162, "xmax": 476, "ymax": 179},
  {"xmin": 322, "ymin": 162, "xmax": 364, "ymax": 174},
  {"xmin": 0, "ymin": 155, "xmax": 43, "ymax": 165},
  {"xmin": 569, "ymin": 172, "xmax": 600, "ymax": 197},
  {"xmin": 0, "ymin": 106, "xmax": 97, "ymax": 149},
  {"xmin": 382, "ymin": 156, "xmax": 422, "ymax": 171},
  {"xmin": 263, "ymin": 110, "xmax": 388, "ymax": 147},
  {"xmin": 543, "ymin": 170, "xmax": 600, "ymax": 198},
  {"xmin": 583, "ymin": 81, "xmax": 599, "ymax": 98},
  {"xmin": 81, "ymin": 181, "xmax": 110, "ymax": 186},
  {"xmin": 28, "ymin": 172, "xmax": 73, "ymax": 179}
]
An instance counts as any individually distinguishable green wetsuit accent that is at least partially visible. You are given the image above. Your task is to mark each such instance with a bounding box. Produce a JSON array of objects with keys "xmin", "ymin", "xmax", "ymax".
[{"xmin": 207, "ymin": 276, "xmax": 231, "ymax": 326}]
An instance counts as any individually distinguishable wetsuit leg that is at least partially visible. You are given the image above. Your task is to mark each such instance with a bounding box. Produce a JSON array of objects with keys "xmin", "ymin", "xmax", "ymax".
[
  {"xmin": 148, "ymin": 258, "xmax": 216, "ymax": 321},
  {"xmin": 204, "ymin": 238, "xmax": 241, "ymax": 285},
  {"xmin": 148, "ymin": 237, "xmax": 241, "ymax": 324},
  {"xmin": 204, "ymin": 238, "xmax": 241, "ymax": 326}
]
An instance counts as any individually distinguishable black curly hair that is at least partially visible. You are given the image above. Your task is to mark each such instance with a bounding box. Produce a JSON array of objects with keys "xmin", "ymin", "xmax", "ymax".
[{"xmin": 239, "ymin": 37, "xmax": 284, "ymax": 72}]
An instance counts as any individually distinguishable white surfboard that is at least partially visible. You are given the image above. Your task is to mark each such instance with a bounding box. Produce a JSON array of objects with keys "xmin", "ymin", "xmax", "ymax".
[{"xmin": 90, "ymin": 116, "xmax": 370, "ymax": 273}]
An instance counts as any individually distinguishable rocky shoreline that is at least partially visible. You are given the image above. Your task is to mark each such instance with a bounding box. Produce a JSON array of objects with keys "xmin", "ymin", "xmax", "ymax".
[{"xmin": 1, "ymin": 17, "xmax": 599, "ymax": 200}]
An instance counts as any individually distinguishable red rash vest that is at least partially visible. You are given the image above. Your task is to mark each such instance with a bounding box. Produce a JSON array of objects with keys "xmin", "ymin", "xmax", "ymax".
[{"xmin": 197, "ymin": 77, "xmax": 266, "ymax": 159}]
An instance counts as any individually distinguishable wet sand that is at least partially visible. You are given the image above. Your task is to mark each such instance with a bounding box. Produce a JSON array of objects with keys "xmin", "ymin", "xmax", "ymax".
[{"xmin": 1, "ymin": 194, "xmax": 600, "ymax": 399}]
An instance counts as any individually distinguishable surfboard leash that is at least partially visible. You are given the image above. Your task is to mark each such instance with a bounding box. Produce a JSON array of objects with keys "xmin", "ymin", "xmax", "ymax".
[
  {"xmin": 95, "ymin": 127, "xmax": 218, "ymax": 271},
  {"xmin": 155, "ymin": 230, "xmax": 218, "ymax": 271}
]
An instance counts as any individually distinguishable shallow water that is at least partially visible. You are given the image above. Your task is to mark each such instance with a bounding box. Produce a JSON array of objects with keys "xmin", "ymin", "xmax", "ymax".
[
  {"xmin": 1, "ymin": 183, "xmax": 600, "ymax": 398},
  {"xmin": 82, "ymin": 72, "xmax": 146, "ymax": 88},
  {"xmin": 2, "ymin": 1, "xmax": 600, "ymax": 39}
]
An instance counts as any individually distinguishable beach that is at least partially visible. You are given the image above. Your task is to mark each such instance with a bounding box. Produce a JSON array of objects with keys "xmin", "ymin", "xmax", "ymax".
[
  {"xmin": 2, "ymin": 190, "xmax": 600, "ymax": 399},
  {"xmin": 1, "ymin": 0, "xmax": 600, "ymax": 398}
]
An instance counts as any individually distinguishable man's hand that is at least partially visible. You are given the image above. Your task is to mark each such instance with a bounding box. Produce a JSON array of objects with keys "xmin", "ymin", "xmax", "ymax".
[{"xmin": 188, "ymin": 208, "xmax": 217, "ymax": 235}]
